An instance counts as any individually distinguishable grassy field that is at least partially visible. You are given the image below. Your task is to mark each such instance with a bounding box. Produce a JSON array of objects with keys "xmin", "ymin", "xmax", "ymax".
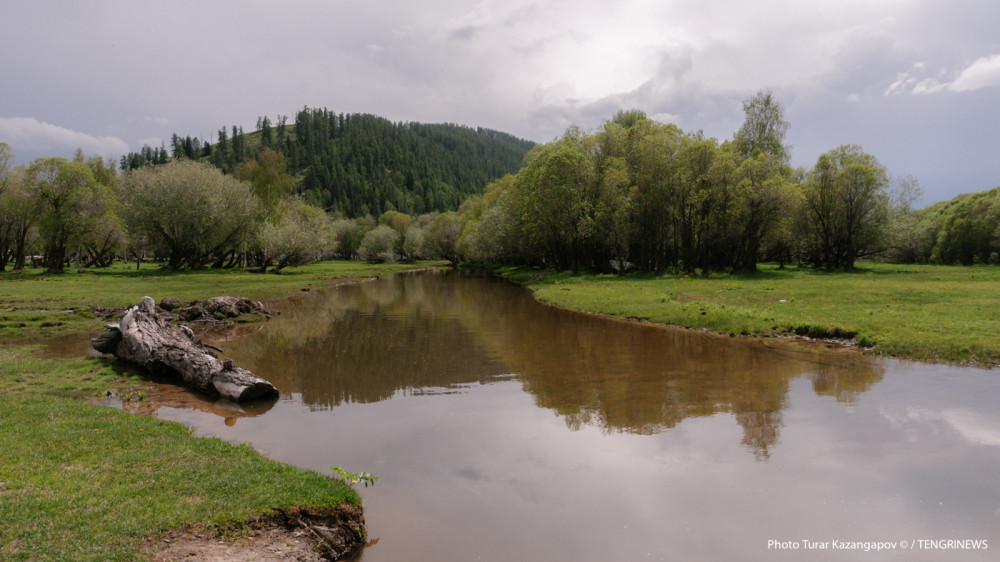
[
  {"xmin": 0, "ymin": 260, "xmax": 445, "ymax": 339},
  {"xmin": 502, "ymin": 261, "xmax": 1000, "ymax": 366},
  {"xmin": 0, "ymin": 346, "xmax": 362, "ymax": 560},
  {"xmin": 0, "ymin": 260, "xmax": 444, "ymax": 560}
]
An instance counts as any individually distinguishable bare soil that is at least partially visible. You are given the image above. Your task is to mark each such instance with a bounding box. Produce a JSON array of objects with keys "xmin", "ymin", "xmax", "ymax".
[
  {"xmin": 149, "ymin": 526, "xmax": 328, "ymax": 561},
  {"xmin": 147, "ymin": 505, "xmax": 365, "ymax": 562}
]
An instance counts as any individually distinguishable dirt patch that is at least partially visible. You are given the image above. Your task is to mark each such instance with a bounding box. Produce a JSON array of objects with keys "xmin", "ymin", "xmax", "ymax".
[
  {"xmin": 91, "ymin": 296, "xmax": 271, "ymax": 327},
  {"xmin": 180, "ymin": 296, "xmax": 271, "ymax": 324},
  {"xmin": 148, "ymin": 505, "xmax": 366, "ymax": 562},
  {"xmin": 90, "ymin": 305, "xmax": 127, "ymax": 321}
]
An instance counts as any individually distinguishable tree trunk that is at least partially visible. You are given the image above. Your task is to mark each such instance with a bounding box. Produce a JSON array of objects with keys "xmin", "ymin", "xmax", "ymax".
[{"xmin": 91, "ymin": 296, "xmax": 279, "ymax": 402}]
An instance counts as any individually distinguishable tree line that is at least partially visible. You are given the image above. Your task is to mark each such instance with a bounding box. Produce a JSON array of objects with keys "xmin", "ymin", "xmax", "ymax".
[
  {"xmin": 3, "ymin": 94, "xmax": 999, "ymax": 276},
  {"xmin": 456, "ymin": 92, "xmax": 946, "ymax": 273},
  {"xmin": 0, "ymin": 142, "xmax": 469, "ymax": 274},
  {"xmin": 120, "ymin": 108, "xmax": 535, "ymax": 218}
]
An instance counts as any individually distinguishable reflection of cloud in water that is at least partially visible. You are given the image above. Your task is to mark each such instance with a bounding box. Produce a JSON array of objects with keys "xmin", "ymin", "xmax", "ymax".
[
  {"xmin": 207, "ymin": 271, "xmax": 885, "ymax": 461},
  {"xmin": 880, "ymin": 407, "xmax": 1000, "ymax": 447}
]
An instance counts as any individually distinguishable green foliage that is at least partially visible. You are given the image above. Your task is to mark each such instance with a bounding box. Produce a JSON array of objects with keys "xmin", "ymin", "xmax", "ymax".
[
  {"xmin": 330, "ymin": 466, "xmax": 378, "ymax": 488},
  {"xmin": 206, "ymin": 109, "xmax": 534, "ymax": 217},
  {"xmin": 799, "ymin": 145, "xmax": 890, "ymax": 270},
  {"xmin": 0, "ymin": 158, "xmax": 37, "ymax": 272},
  {"xmin": 233, "ymin": 147, "xmax": 297, "ymax": 224},
  {"xmin": 403, "ymin": 225, "xmax": 427, "ymax": 259},
  {"xmin": 262, "ymin": 198, "xmax": 332, "ymax": 271},
  {"xmin": 358, "ymin": 224, "xmax": 400, "ymax": 263},
  {"xmin": 25, "ymin": 157, "xmax": 104, "ymax": 273},
  {"xmin": 462, "ymin": 113, "xmax": 799, "ymax": 274},
  {"xmin": 0, "ymin": 141, "xmax": 13, "ymax": 194},
  {"xmin": 119, "ymin": 160, "xmax": 263, "ymax": 269},
  {"xmin": 733, "ymin": 89, "xmax": 790, "ymax": 162},
  {"xmin": 914, "ymin": 186, "xmax": 1000, "ymax": 265},
  {"xmin": 331, "ymin": 216, "xmax": 374, "ymax": 259},
  {"xmin": 425, "ymin": 211, "xmax": 464, "ymax": 263},
  {"xmin": 380, "ymin": 210, "xmax": 414, "ymax": 255}
]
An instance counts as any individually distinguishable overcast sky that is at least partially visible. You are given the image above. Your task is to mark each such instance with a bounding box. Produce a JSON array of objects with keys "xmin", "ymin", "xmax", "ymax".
[{"xmin": 2, "ymin": 0, "xmax": 998, "ymax": 205}]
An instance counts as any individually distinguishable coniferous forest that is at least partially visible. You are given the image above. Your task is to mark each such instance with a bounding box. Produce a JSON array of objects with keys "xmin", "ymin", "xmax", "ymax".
[{"xmin": 122, "ymin": 107, "xmax": 536, "ymax": 217}]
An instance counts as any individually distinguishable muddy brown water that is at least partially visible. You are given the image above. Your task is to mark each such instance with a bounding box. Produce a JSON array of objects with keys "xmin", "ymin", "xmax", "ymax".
[{"xmin": 40, "ymin": 270, "xmax": 1000, "ymax": 560}]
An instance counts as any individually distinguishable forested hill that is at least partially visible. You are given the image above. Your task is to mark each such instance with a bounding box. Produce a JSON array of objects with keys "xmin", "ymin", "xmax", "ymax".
[{"xmin": 124, "ymin": 108, "xmax": 535, "ymax": 217}]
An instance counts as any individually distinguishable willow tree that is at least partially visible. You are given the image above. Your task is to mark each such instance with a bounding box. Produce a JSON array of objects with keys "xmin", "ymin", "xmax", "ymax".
[
  {"xmin": 725, "ymin": 151, "xmax": 798, "ymax": 272},
  {"xmin": 0, "ymin": 142, "xmax": 12, "ymax": 198},
  {"xmin": 630, "ymin": 122, "xmax": 686, "ymax": 272},
  {"xmin": 121, "ymin": 160, "xmax": 262, "ymax": 269},
  {"xmin": 262, "ymin": 198, "xmax": 332, "ymax": 271},
  {"xmin": 801, "ymin": 145, "xmax": 890, "ymax": 270},
  {"xmin": 25, "ymin": 158, "xmax": 105, "ymax": 273},
  {"xmin": 506, "ymin": 132, "xmax": 597, "ymax": 271}
]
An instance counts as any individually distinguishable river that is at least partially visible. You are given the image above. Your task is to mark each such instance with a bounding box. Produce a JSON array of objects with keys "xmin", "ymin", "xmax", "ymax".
[{"xmin": 83, "ymin": 270, "xmax": 1000, "ymax": 560}]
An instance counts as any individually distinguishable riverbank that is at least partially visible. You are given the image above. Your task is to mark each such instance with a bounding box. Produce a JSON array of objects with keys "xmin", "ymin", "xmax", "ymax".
[
  {"xmin": 1, "ymin": 260, "xmax": 447, "ymax": 340},
  {"xmin": 0, "ymin": 260, "xmax": 445, "ymax": 560},
  {"xmin": 499, "ymin": 261, "xmax": 1000, "ymax": 367}
]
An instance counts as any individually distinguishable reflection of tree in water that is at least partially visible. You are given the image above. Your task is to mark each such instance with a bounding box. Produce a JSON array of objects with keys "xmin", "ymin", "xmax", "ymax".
[
  {"xmin": 207, "ymin": 271, "xmax": 506, "ymax": 409},
  {"xmin": 736, "ymin": 411, "xmax": 781, "ymax": 461},
  {"xmin": 809, "ymin": 359, "xmax": 884, "ymax": 404},
  {"xmin": 450, "ymin": 273, "xmax": 885, "ymax": 460},
  {"xmin": 208, "ymin": 271, "xmax": 885, "ymax": 459}
]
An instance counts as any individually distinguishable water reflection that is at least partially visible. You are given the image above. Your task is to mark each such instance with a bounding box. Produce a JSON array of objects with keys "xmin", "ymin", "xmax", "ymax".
[
  {"xmin": 95, "ymin": 382, "xmax": 276, "ymax": 426},
  {"xmin": 98, "ymin": 271, "xmax": 998, "ymax": 561},
  {"xmin": 204, "ymin": 271, "xmax": 883, "ymax": 460}
]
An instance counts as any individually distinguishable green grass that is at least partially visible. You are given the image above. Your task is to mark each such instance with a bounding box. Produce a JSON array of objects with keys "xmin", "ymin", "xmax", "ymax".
[
  {"xmin": 0, "ymin": 346, "xmax": 361, "ymax": 561},
  {"xmin": 0, "ymin": 259, "xmax": 446, "ymax": 339},
  {"xmin": 502, "ymin": 261, "xmax": 1000, "ymax": 366},
  {"xmin": 0, "ymin": 260, "xmax": 447, "ymax": 559}
]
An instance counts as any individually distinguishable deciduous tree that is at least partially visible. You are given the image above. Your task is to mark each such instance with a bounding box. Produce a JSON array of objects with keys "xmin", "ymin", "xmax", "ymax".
[
  {"xmin": 734, "ymin": 89, "xmax": 790, "ymax": 163},
  {"xmin": 262, "ymin": 198, "xmax": 331, "ymax": 271},
  {"xmin": 24, "ymin": 158, "xmax": 100, "ymax": 273},
  {"xmin": 801, "ymin": 145, "xmax": 890, "ymax": 270},
  {"xmin": 120, "ymin": 160, "xmax": 262, "ymax": 269},
  {"xmin": 234, "ymin": 148, "xmax": 296, "ymax": 223}
]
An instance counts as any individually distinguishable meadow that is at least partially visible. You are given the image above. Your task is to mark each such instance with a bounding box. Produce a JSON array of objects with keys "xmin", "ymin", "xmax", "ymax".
[{"xmin": 503, "ymin": 261, "xmax": 1000, "ymax": 366}]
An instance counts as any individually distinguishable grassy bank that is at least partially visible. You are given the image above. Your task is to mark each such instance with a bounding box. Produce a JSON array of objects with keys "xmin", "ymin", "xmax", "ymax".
[
  {"xmin": 0, "ymin": 260, "xmax": 444, "ymax": 559},
  {"xmin": 0, "ymin": 347, "xmax": 360, "ymax": 560},
  {"xmin": 0, "ymin": 260, "xmax": 445, "ymax": 339},
  {"xmin": 501, "ymin": 261, "xmax": 1000, "ymax": 366}
]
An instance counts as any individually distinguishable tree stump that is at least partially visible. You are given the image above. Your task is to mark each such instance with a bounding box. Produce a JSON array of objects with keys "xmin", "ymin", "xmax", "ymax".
[{"xmin": 91, "ymin": 296, "xmax": 279, "ymax": 402}]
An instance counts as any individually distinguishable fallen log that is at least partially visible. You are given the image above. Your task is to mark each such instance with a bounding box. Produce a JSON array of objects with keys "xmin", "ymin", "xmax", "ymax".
[{"xmin": 91, "ymin": 296, "xmax": 279, "ymax": 402}]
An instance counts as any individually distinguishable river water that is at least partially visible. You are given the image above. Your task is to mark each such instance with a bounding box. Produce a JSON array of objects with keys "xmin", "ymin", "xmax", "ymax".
[{"xmin": 86, "ymin": 271, "xmax": 1000, "ymax": 559}]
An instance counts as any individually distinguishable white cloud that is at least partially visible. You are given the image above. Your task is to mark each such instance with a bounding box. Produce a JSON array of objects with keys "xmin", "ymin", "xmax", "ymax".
[
  {"xmin": 889, "ymin": 54, "xmax": 1000, "ymax": 95},
  {"xmin": 949, "ymin": 54, "xmax": 1000, "ymax": 92},
  {"xmin": 0, "ymin": 117, "xmax": 130, "ymax": 156},
  {"xmin": 881, "ymin": 407, "xmax": 1000, "ymax": 447}
]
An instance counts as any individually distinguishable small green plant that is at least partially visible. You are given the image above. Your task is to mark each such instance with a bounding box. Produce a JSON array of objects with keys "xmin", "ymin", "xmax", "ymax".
[{"xmin": 330, "ymin": 466, "xmax": 378, "ymax": 488}]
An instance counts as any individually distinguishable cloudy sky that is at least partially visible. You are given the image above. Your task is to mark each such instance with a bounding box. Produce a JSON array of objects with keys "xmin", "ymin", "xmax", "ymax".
[{"xmin": 2, "ymin": 0, "xmax": 998, "ymax": 205}]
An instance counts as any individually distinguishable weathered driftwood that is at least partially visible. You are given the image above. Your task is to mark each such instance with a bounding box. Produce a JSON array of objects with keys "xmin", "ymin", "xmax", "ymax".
[{"xmin": 92, "ymin": 296, "xmax": 279, "ymax": 402}]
